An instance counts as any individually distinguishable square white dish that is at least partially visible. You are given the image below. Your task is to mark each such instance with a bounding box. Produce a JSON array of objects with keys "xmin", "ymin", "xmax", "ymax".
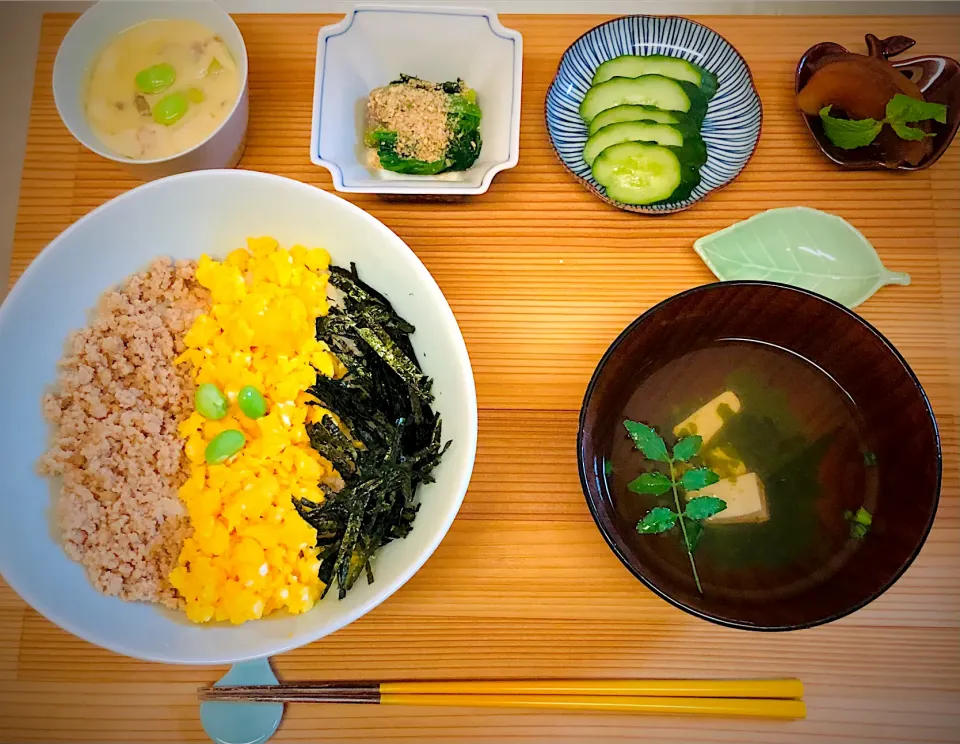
[{"xmin": 310, "ymin": 4, "xmax": 522, "ymax": 195}]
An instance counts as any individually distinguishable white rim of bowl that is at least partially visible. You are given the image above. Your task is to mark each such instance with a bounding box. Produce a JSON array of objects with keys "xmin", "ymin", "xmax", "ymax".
[{"xmin": 52, "ymin": 0, "xmax": 249, "ymax": 167}]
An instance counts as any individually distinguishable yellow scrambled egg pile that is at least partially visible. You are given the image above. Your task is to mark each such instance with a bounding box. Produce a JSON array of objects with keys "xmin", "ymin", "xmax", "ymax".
[{"xmin": 170, "ymin": 237, "xmax": 344, "ymax": 624}]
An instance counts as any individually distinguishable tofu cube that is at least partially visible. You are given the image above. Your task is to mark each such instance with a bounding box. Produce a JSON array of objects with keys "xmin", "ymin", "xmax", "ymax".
[
  {"xmin": 673, "ymin": 391, "xmax": 742, "ymax": 446},
  {"xmin": 686, "ymin": 471, "xmax": 769, "ymax": 524}
]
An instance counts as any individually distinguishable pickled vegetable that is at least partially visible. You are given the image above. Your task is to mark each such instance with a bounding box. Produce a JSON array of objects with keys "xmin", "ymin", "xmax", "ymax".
[
  {"xmin": 797, "ymin": 57, "xmax": 924, "ymax": 120},
  {"xmin": 797, "ymin": 55, "xmax": 932, "ymax": 165}
]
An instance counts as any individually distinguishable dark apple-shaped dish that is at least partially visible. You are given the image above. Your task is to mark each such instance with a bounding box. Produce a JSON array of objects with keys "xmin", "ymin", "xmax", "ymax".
[{"xmin": 796, "ymin": 33, "xmax": 960, "ymax": 171}]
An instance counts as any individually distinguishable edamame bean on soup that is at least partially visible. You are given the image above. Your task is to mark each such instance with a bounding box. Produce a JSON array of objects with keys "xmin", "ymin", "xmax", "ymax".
[{"xmin": 84, "ymin": 19, "xmax": 241, "ymax": 160}]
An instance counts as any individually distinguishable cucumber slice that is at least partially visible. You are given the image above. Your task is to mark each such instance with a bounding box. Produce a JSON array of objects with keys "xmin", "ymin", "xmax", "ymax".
[
  {"xmin": 587, "ymin": 105, "xmax": 681, "ymax": 135},
  {"xmin": 676, "ymin": 80, "xmax": 710, "ymax": 124},
  {"xmin": 592, "ymin": 54, "xmax": 719, "ymax": 100},
  {"xmin": 591, "ymin": 141, "xmax": 683, "ymax": 205},
  {"xmin": 662, "ymin": 147, "xmax": 703, "ymax": 203},
  {"xmin": 679, "ymin": 135, "xmax": 708, "ymax": 169},
  {"xmin": 695, "ymin": 65, "xmax": 719, "ymax": 101},
  {"xmin": 583, "ymin": 121, "xmax": 684, "ymax": 166},
  {"xmin": 579, "ymin": 75, "xmax": 692, "ymax": 122}
]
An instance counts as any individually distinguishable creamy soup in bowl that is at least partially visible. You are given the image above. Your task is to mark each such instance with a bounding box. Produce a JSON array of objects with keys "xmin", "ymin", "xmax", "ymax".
[
  {"xmin": 85, "ymin": 19, "xmax": 241, "ymax": 161},
  {"xmin": 53, "ymin": 1, "xmax": 249, "ymax": 181}
]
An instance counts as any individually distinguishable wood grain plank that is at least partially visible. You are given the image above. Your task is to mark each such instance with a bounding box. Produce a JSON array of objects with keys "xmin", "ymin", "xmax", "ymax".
[{"xmin": 2, "ymin": 12, "xmax": 958, "ymax": 744}]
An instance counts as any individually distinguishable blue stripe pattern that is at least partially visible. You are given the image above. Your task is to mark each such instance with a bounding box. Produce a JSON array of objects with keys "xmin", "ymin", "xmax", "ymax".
[{"xmin": 546, "ymin": 16, "xmax": 762, "ymax": 214}]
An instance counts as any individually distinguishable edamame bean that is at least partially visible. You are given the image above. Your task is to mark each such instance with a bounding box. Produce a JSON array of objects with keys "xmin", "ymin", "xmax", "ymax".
[
  {"xmin": 152, "ymin": 92, "xmax": 188, "ymax": 126},
  {"xmin": 205, "ymin": 429, "xmax": 246, "ymax": 465},
  {"xmin": 237, "ymin": 385, "xmax": 268, "ymax": 419},
  {"xmin": 135, "ymin": 63, "xmax": 176, "ymax": 94},
  {"xmin": 195, "ymin": 383, "xmax": 229, "ymax": 420}
]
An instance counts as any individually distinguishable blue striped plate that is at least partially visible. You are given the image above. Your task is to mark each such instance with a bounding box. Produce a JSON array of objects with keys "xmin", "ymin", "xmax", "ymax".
[{"xmin": 546, "ymin": 16, "xmax": 762, "ymax": 214}]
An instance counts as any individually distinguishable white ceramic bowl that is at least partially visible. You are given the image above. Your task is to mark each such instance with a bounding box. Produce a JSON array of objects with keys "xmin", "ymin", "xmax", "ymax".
[
  {"xmin": 310, "ymin": 4, "xmax": 522, "ymax": 194},
  {"xmin": 53, "ymin": 1, "xmax": 249, "ymax": 181},
  {"xmin": 0, "ymin": 170, "xmax": 477, "ymax": 664}
]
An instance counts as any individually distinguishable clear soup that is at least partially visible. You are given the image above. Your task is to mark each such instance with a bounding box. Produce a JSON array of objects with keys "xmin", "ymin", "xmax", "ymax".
[{"xmin": 608, "ymin": 339, "xmax": 877, "ymax": 600}]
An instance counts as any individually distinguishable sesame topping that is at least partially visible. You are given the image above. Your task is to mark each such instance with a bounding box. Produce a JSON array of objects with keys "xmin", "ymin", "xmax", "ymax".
[{"xmin": 367, "ymin": 80, "xmax": 451, "ymax": 163}]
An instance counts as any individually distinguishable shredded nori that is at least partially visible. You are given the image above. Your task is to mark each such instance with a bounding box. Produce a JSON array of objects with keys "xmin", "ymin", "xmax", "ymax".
[{"xmin": 296, "ymin": 263, "xmax": 449, "ymax": 599}]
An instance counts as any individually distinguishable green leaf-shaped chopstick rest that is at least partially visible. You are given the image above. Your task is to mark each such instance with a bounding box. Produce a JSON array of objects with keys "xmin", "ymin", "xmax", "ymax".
[{"xmin": 693, "ymin": 206, "xmax": 910, "ymax": 308}]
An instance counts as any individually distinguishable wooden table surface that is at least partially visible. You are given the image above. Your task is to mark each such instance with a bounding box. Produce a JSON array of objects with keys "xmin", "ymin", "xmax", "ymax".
[{"xmin": 2, "ymin": 13, "xmax": 959, "ymax": 744}]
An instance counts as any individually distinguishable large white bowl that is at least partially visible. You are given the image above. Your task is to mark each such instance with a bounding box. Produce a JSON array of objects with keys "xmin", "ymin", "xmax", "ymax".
[
  {"xmin": 0, "ymin": 170, "xmax": 477, "ymax": 664},
  {"xmin": 54, "ymin": 1, "xmax": 250, "ymax": 181}
]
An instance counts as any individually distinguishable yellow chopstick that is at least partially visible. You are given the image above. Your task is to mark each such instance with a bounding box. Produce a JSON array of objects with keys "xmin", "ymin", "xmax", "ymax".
[
  {"xmin": 199, "ymin": 677, "xmax": 806, "ymax": 719},
  {"xmin": 380, "ymin": 693, "xmax": 806, "ymax": 719},
  {"xmin": 382, "ymin": 678, "xmax": 803, "ymax": 700}
]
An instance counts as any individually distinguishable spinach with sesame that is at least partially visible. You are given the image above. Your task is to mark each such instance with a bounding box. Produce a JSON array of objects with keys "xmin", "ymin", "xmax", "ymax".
[{"xmin": 365, "ymin": 74, "xmax": 482, "ymax": 175}]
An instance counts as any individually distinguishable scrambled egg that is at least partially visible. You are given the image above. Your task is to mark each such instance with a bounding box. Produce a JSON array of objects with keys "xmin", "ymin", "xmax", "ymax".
[{"xmin": 169, "ymin": 237, "xmax": 343, "ymax": 624}]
